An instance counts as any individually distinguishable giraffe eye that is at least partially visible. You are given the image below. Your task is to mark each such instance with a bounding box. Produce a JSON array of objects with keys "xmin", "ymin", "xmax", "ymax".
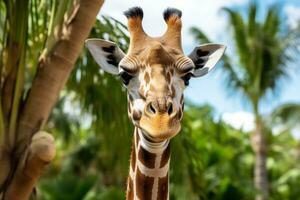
[
  {"xmin": 181, "ymin": 73, "xmax": 192, "ymax": 86},
  {"xmin": 119, "ymin": 71, "xmax": 134, "ymax": 86}
]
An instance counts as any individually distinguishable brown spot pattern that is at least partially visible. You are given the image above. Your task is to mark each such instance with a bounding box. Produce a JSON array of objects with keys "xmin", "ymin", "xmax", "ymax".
[
  {"xmin": 129, "ymin": 94, "xmax": 134, "ymax": 101},
  {"xmin": 132, "ymin": 110, "xmax": 141, "ymax": 121},
  {"xmin": 176, "ymin": 108, "xmax": 183, "ymax": 120},
  {"xmin": 157, "ymin": 173, "xmax": 169, "ymax": 200},
  {"xmin": 171, "ymin": 85, "xmax": 176, "ymax": 98},
  {"xmin": 136, "ymin": 168, "xmax": 154, "ymax": 200},
  {"xmin": 138, "ymin": 146, "xmax": 156, "ymax": 169},
  {"xmin": 144, "ymin": 72, "xmax": 150, "ymax": 84},
  {"xmin": 180, "ymin": 95, "xmax": 184, "ymax": 104},
  {"xmin": 170, "ymin": 68, "xmax": 174, "ymax": 75},
  {"xmin": 160, "ymin": 144, "xmax": 170, "ymax": 167},
  {"xmin": 138, "ymin": 87, "xmax": 146, "ymax": 100},
  {"xmin": 166, "ymin": 72, "xmax": 171, "ymax": 83}
]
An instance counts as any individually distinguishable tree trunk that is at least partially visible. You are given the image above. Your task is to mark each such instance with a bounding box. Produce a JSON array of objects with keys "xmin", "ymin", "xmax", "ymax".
[
  {"xmin": 251, "ymin": 118, "xmax": 269, "ymax": 200},
  {"xmin": 0, "ymin": 0, "xmax": 104, "ymax": 199}
]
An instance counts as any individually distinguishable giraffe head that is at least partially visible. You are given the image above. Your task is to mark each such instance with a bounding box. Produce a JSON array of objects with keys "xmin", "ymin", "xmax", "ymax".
[{"xmin": 86, "ymin": 7, "xmax": 225, "ymax": 142}]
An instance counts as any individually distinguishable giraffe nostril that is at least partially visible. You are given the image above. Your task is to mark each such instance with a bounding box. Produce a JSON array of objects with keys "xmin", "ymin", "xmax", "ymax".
[
  {"xmin": 149, "ymin": 103, "xmax": 156, "ymax": 114},
  {"xmin": 167, "ymin": 103, "xmax": 173, "ymax": 115}
]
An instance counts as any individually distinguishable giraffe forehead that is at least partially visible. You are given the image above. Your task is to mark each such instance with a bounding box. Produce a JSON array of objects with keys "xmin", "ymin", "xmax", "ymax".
[
  {"xmin": 130, "ymin": 38, "xmax": 182, "ymax": 54},
  {"xmin": 140, "ymin": 65, "xmax": 173, "ymax": 88},
  {"xmin": 131, "ymin": 40, "xmax": 182, "ymax": 66},
  {"xmin": 147, "ymin": 44, "xmax": 173, "ymax": 65},
  {"xmin": 123, "ymin": 40, "xmax": 190, "ymax": 79}
]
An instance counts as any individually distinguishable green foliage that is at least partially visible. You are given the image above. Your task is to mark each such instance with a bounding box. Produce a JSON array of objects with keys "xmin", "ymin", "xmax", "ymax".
[
  {"xmin": 10, "ymin": 3, "xmax": 297, "ymax": 200},
  {"xmin": 43, "ymin": 16, "xmax": 132, "ymax": 199},
  {"xmin": 191, "ymin": 3, "xmax": 300, "ymax": 199},
  {"xmin": 191, "ymin": 3, "xmax": 299, "ymax": 111},
  {"xmin": 0, "ymin": 0, "xmax": 75, "ymax": 140},
  {"xmin": 171, "ymin": 104, "xmax": 255, "ymax": 200},
  {"xmin": 84, "ymin": 186, "xmax": 124, "ymax": 200},
  {"xmin": 271, "ymin": 103, "xmax": 300, "ymax": 128},
  {"xmin": 267, "ymin": 129, "xmax": 300, "ymax": 200},
  {"xmin": 65, "ymin": 15, "xmax": 132, "ymax": 183},
  {"xmin": 38, "ymin": 172, "xmax": 98, "ymax": 200},
  {"xmin": 42, "ymin": 94, "xmax": 300, "ymax": 199}
]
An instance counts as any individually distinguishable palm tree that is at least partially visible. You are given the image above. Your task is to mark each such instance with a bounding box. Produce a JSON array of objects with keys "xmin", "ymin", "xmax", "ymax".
[
  {"xmin": 0, "ymin": 0, "xmax": 104, "ymax": 199},
  {"xmin": 271, "ymin": 103, "xmax": 300, "ymax": 129},
  {"xmin": 191, "ymin": 3, "xmax": 299, "ymax": 200}
]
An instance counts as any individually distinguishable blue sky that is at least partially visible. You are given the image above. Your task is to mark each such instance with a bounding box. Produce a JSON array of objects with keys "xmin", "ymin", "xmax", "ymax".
[
  {"xmin": 184, "ymin": 0, "xmax": 300, "ymax": 115},
  {"xmin": 99, "ymin": 0, "xmax": 300, "ymax": 131}
]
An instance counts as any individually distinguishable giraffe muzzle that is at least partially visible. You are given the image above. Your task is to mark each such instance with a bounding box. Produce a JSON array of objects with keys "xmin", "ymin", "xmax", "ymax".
[
  {"xmin": 145, "ymin": 99, "xmax": 175, "ymax": 117},
  {"xmin": 139, "ymin": 99, "xmax": 181, "ymax": 141}
]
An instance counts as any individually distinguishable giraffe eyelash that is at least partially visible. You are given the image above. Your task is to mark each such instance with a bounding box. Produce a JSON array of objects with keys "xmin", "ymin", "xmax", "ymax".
[
  {"xmin": 119, "ymin": 70, "xmax": 134, "ymax": 85},
  {"xmin": 178, "ymin": 65, "xmax": 194, "ymax": 74},
  {"xmin": 181, "ymin": 72, "xmax": 193, "ymax": 86}
]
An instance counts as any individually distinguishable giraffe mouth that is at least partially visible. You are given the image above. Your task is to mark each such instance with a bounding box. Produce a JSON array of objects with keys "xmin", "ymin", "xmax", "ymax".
[{"xmin": 139, "ymin": 114, "xmax": 181, "ymax": 141}]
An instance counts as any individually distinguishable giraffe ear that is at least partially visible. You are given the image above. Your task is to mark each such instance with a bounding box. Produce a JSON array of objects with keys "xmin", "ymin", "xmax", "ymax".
[
  {"xmin": 85, "ymin": 39, "xmax": 125, "ymax": 75},
  {"xmin": 188, "ymin": 44, "xmax": 226, "ymax": 77}
]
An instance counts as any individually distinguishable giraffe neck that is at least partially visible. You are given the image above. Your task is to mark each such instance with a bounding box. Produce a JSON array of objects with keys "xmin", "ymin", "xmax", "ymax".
[{"xmin": 126, "ymin": 127, "xmax": 170, "ymax": 200}]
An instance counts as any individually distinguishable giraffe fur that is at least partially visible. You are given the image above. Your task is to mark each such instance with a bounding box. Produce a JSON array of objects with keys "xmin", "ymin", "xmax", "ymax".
[{"xmin": 85, "ymin": 7, "xmax": 226, "ymax": 200}]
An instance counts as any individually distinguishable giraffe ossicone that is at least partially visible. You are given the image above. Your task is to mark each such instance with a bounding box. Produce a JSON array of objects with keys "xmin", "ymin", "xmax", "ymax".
[{"xmin": 85, "ymin": 6, "xmax": 226, "ymax": 200}]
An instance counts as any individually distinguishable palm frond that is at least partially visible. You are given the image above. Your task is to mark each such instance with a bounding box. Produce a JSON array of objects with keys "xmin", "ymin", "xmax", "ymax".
[
  {"xmin": 191, "ymin": 3, "xmax": 300, "ymax": 114},
  {"xmin": 248, "ymin": 3, "xmax": 257, "ymax": 37},
  {"xmin": 222, "ymin": 7, "xmax": 250, "ymax": 68},
  {"xmin": 263, "ymin": 5, "xmax": 280, "ymax": 37},
  {"xmin": 271, "ymin": 103, "xmax": 300, "ymax": 128},
  {"xmin": 65, "ymin": 16, "xmax": 132, "ymax": 181},
  {"xmin": 189, "ymin": 26, "xmax": 246, "ymax": 98},
  {"xmin": 190, "ymin": 27, "xmax": 211, "ymax": 44}
]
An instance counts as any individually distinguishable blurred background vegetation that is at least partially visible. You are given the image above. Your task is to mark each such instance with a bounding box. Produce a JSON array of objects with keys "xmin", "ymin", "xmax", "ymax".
[{"xmin": 1, "ymin": 0, "xmax": 300, "ymax": 199}]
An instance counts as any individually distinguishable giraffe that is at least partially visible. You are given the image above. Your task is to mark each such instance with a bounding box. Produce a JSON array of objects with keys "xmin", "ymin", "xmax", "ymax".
[{"xmin": 85, "ymin": 7, "xmax": 226, "ymax": 200}]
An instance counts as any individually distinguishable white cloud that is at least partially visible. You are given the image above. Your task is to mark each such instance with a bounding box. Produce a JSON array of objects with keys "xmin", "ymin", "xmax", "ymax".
[
  {"xmin": 222, "ymin": 111, "xmax": 255, "ymax": 132},
  {"xmin": 98, "ymin": 0, "xmax": 248, "ymax": 53},
  {"xmin": 292, "ymin": 128, "xmax": 300, "ymax": 140},
  {"xmin": 273, "ymin": 125, "xmax": 300, "ymax": 140},
  {"xmin": 222, "ymin": 112, "xmax": 300, "ymax": 140},
  {"xmin": 285, "ymin": 5, "xmax": 300, "ymax": 29}
]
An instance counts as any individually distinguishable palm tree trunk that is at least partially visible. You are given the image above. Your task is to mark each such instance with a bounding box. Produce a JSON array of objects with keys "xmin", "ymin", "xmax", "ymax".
[
  {"xmin": 251, "ymin": 118, "xmax": 269, "ymax": 200},
  {"xmin": 0, "ymin": 0, "xmax": 104, "ymax": 199}
]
